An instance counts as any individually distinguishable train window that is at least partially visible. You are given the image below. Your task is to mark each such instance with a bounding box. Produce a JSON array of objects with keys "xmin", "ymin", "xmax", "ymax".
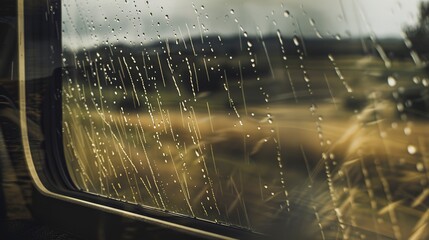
[{"xmin": 21, "ymin": 0, "xmax": 429, "ymax": 239}]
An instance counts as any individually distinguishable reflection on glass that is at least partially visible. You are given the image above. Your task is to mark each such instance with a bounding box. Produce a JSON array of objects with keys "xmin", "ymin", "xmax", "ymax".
[{"xmin": 62, "ymin": 0, "xmax": 429, "ymax": 238}]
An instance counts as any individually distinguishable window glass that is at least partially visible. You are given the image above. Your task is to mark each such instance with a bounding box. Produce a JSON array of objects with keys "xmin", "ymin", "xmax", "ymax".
[{"xmin": 61, "ymin": 0, "xmax": 429, "ymax": 238}]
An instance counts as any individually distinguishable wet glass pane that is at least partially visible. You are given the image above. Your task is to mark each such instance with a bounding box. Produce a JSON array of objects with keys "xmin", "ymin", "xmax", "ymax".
[{"xmin": 61, "ymin": 0, "xmax": 429, "ymax": 238}]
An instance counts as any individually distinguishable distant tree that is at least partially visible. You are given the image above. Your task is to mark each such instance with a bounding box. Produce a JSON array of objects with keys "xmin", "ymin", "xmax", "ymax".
[
  {"xmin": 406, "ymin": 2, "xmax": 429, "ymax": 39},
  {"xmin": 405, "ymin": 2, "xmax": 429, "ymax": 65}
]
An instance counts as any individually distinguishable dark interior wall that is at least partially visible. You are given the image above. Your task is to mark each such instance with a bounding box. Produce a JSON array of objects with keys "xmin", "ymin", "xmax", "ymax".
[{"xmin": 0, "ymin": 0, "xmax": 17, "ymax": 103}]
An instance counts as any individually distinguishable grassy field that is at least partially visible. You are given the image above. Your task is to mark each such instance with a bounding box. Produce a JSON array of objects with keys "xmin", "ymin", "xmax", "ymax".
[{"xmin": 62, "ymin": 53, "xmax": 429, "ymax": 239}]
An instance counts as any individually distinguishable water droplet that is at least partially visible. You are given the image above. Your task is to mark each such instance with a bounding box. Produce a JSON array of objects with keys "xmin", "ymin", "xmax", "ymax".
[
  {"xmin": 404, "ymin": 127, "xmax": 412, "ymax": 136},
  {"xmin": 284, "ymin": 10, "xmax": 290, "ymax": 17},
  {"xmin": 304, "ymin": 76, "xmax": 310, "ymax": 82},
  {"xmin": 293, "ymin": 36, "xmax": 300, "ymax": 46},
  {"xmin": 407, "ymin": 145, "xmax": 417, "ymax": 155},
  {"xmin": 417, "ymin": 162, "xmax": 425, "ymax": 172},
  {"xmin": 387, "ymin": 76, "xmax": 397, "ymax": 87},
  {"xmin": 397, "ymin": 103, "xmax": 404, "ymax": 112}
]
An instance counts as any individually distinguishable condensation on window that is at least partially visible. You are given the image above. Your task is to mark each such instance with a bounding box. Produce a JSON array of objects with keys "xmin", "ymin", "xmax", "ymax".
[{"xmin": 61, "ymin": 0, "xmax": 429, "ymax": 238}]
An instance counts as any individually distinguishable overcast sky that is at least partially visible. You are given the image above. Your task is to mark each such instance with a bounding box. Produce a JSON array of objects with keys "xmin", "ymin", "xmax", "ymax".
[{"xmin": 62, "ymin": 0, "xmax": 424, "ymax": 49}]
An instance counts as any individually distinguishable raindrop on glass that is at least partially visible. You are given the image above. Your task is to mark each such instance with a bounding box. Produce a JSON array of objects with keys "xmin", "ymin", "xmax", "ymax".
[
  {"xmin": 293, "ymin": 36, "xmax": 300, "ymax": 46},
  {"xmin": 387, "ymin": 76, "xmax": 397, "ymax": 87},
  {"xmin": 407, "ymin": 145, "xmax": 417, "ymax": 155},
  {"xmin": 417, "ymin": 162, "xmax": 425, "ymax": 172},
  {"xmin": 284, "ymin": 10, "xmax": 290, "ymax": 17}
]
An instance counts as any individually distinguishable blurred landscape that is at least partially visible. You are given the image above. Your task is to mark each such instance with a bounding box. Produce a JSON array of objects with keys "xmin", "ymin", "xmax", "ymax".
[
  {"xmin": 61, "ymin": 32, "xmax": 429, "ymax": 239},
  {"xmin": 0, "ymin": 0, "xmax": 426, "ymax": 239}
]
